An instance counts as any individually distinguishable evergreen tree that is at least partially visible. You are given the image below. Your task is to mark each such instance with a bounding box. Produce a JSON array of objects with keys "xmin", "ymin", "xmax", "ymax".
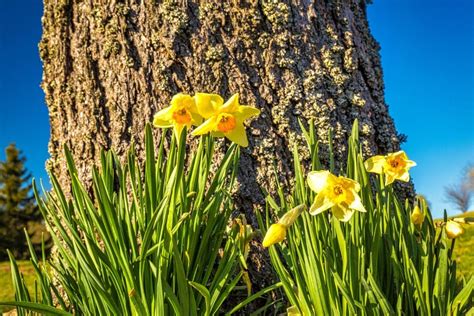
[{"xmin": 0, "ymin": 143, "xmax": 45, "ymax": 260}]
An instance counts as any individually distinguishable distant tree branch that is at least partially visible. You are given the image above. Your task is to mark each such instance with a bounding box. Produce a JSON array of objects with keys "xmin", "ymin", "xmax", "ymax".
[{"xmin": 444, "ymin": 163, "xmax": 474, "ymax": 213}]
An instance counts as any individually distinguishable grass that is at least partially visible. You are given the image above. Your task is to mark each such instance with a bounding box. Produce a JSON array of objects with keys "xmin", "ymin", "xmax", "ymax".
[
  {"xmin": 0, "ymin": 260, "xmax": 36, "ymax": 313},
  {"xmin": 447, "ymin": 211, "xmax": 474, "ymax": 316},
  {"xmin": 451, "ymin": 210, "xmax": 474, "ymax": 281}
]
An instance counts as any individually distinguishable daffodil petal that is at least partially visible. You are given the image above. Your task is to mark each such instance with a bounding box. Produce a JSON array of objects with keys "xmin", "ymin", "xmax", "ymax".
[
  {"xmin": 195, "ymin": 93, "xmax": 223, "ymax": 118},
  {"xmin": 349, "ymin": 194, "xmax": 366, "ymax": 213},
  {"xmin": 153, "ymin": 108, "xmax": 173, "ymax": 127},
  {"xmin": 393, "ymin": 150, "xmax": 407, "ymax": 159},
  {"xmin": 307, "ymin": 171, "xmax": 330, "ymax": 193},
  {"xmin": 406, "ymin": 160, "xmax": 417, "ymax": 167},
  {"xmin": 235, "ymin": 106, "xmax": 260, "ymax": 121},
  {"xmin": 171, "ymin": 93, "xmax": 194, "ymax": 108},
  {"xmin": 173, "ymin": 123, "xmax": 185, "ymax": 140},
  {"xmin": 364, "ymin": 155, "xmax": 385, "ymax": 174},
  {"xmin": 191, "ymin": 112, "xmax": 203, "ymax": 125},
  {"xmin": 192, "ymin": 117, "xmax": 218, "ymax": 136},
  {"xmin": 340, "ymin": 177, "xmax": 361, "ymax": 192},
  {"xmin": 398, "ymin": 171, "xmax": 410, "ymax": 182},
  {"xmin": 309, "ymin": 193, "xmax": 334, "ymax": 215},
  {"xmin": 332, "ymin": 204, "xmax": 354, "ymax": 222},
  {"xmin": 385, "ymin": 174, "xmax": 396, "ymax": 185},
  {"xmin": 224, "ymin": 123, "xmax": 248, "ymax": 147},
  {"xmin": 221, "ymin": 93, "xmax": 240, "ymax": 113}
]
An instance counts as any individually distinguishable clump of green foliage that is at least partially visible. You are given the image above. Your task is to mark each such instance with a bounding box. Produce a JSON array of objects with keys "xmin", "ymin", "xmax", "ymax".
[
  {"xmin": 259, "ymin": 120, "xmax": 473, "ymax": 315},
  {"xmin": 1, "ymin": 126, "xmax": 269, "ymax": 315}
]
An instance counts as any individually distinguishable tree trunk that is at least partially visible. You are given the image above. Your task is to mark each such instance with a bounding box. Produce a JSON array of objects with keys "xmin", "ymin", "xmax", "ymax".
[{"xmin": 40, "ymin": 0, "xmax": 412, "ymax": 289}]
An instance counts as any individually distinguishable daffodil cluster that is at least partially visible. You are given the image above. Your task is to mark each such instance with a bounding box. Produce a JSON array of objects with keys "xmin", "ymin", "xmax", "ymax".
[
  {"xmin": 153, "ymin": 92, "xmax": 260, "ymax": 147},
  {"xmin": 259, "ymin": 120, "xmax": 472, "ymax": 314},
  {"xmin": 263, "ymin": 150, "xmax": 420, "ymax": 248},
  {"xmin": 263, "ymin": 171, "xmax": 367, "ymax": 247}
]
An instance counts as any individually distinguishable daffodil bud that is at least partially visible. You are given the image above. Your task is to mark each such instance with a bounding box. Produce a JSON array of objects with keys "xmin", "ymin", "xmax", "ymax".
[
  {"xmin": 262, "ymin": 223, "xmax": 287, "ymax": 248},
  {"xmin": 279, "ymin": 204, "xmax": 305, "ymax": 227},
  {"xmin": 410, "ymin": 205, "xmax": 424, "ymax": 226},
  {"xmin": 287, "ymin": 306, "xmax": 302, "ymax": 316},
  {"xmin": 453, "ymin": 217, "xmax": 474, "ymax": 225},
  {"xmin": 445, "ymin": 220, "xmax": 464, "ymax": 239},
  {"xmin": 262, "ymin": 205, "xmax": 305, "ymax": 247}
]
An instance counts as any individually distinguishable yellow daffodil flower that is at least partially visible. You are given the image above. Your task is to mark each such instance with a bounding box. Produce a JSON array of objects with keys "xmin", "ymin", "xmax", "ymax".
[
  {"xmin": 307, "ymin": 171, "xmax": 366, "ymax": 222},
  {"xmin": 262, "ymin": 205, "xmax": 305, "ymax": 247},
  {"xmin": 153, "ymin": 93, "xmax": 202, "ymax": 140},
  {"xmin": 192, "ymin": 93, "xmax": 260, "ymax": 147},
  {"xmin": 411, "ymin": 205, "xmax": 424, "ymax": 226},
  {"xmin": 445, "ymin": 220, "xmax": 464, "ymax": 239},
  {"xmin": 364, "ymin": 151, "xmax": 416, "ymax": 185}
]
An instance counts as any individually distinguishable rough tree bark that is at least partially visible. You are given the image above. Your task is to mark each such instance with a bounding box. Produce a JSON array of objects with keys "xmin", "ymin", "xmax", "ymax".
[{"xmin": 40, "ymin": 0, "xmax": 412, "ymax": 289}]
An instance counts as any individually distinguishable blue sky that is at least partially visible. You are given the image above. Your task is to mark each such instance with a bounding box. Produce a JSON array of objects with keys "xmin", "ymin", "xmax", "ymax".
[
  {"xmin": 368, "ymin": 0, "xmax": 474, "ymax": 216},
  {"xmin": 0, "ymin": 1, "xmax": 473, "ymax": 217},
  {"xmin": 0, "ymin": 0, "xmax": 48, "ymax": 188}
]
